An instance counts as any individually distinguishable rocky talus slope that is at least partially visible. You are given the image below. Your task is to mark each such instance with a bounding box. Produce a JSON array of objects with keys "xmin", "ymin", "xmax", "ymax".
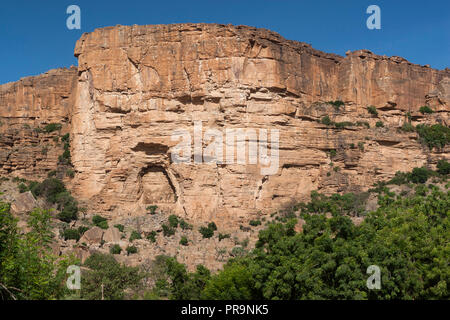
[{"xmin": 0, "ymin": 23, "xmax": 448, "ymax": 270}]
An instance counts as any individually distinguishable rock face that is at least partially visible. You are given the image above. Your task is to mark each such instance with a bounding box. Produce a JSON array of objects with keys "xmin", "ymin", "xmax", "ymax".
[
  {"xmin": 10, "ymin": 191, "xmax": 38, "ymax": 214},
  {"xmin": 69, "ymin": 24, "xmax": 449, "ymax": 229},
  {"xmin": 1, "ymin": 23, "xmax": 449, "ymax": 230},
  {"xmin": 79, "ymin": 226, "xmax": 104, "ymax": 245},
  {"xmin": 0, "ymin": 67, "xmax": 77, "ymax": 177}
]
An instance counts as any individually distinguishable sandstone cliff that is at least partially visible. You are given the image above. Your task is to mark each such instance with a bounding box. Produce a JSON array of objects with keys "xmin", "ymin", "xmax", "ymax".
[
  {"xmin": 1, "ymin": 23, "xmax": 449, "ymax": 231},
  {"xmin": 0, "ymin": 67, "xmax": 77, "ymax": 176},
  {"xmin": 69, "ymin": 24, "xmax": 448, "ymax": 229}
]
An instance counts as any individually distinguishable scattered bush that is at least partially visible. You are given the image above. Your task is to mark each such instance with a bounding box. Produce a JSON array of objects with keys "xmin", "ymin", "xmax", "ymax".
[
  {"xmin": 249, "ymin": 219, "xmax": 262, "ymax": 227},
  {"xmin": 18, "ymin": 183, "xmax": 28, "ymax": 193},
  {"xmin": 179, "ymin": 219, "xmax": 193, "ymax": 230},
  {"xmin": 329, "ymin": 149, "xmax": 337, "ymax": 158},
  {"xmin": 419, "ymin": 106, "xmax": 434, "ymax": 114},
  {"xmin": 162, "ymin": 224, "xmax": 175, "ymax": 237},
  {"xmin": 321, "ymin": 116, "xmax": 333, "ymax": 126},
  {"xmin": 400, "ymin": 122, "xmax": 415, "ymax": 132},
  {"xmin": 66, "ymin": 169, "xmax": 75, "ymax": 178},
  {"xmin": 334, "ymin": 121, "xmax": 354, "ymax": 129},
  {"xmin": 179, "ymin": 236, "xmax": 188, "ymax": 246},
  {"xmin": 367, "ymin": 106, "xmax": 378, "ymax": 116},
  {"xmin": 47, "ymin": 170, "xmax": 57, "ymax": 178},
  {"xmin": 92, "ymin": 215, "xmax": 108, "ymax": 229},
  {"xmin": 327, "ymin": 100, "xmax": 344, "ymax": 110},
  {"xmin": 168, "ymin": 215, "xmax": 179, "ymax": 228},
  {"xmin": 43, "ymin": 123, "xmax": 62, "ymax": 133},
  {"xmin": 62, "ymin": 228, "xmax": 80, "ymax": 241},
  {"xmin": 146, "ymin": 205, "xmax": 158, "ymax": 215},
  {"xmin": 219, "ymin": 233, "xmax": 231, "ymax": 241},
  {"xmin": 110, "ymin": 244, "xmax": 122, "ymax": 255},
  {"xmin": 30, "ymin": 178, "xmax": 78, "ymax": 222},
  {"xmin": 129, "ymin": 230, "xmax": 142, "ymax": 242},
  {"xmin": 78, "ymin": 226, "xmax": 89, "ymax": 235},
  {"xmin": 409, "ymin": 167, "xmax": 431, "ymax": 184},
  {"xmin": 114, "ymin": 224, "xmax": 124, "ymax": 232},
  {"xmin": 356, "ymin": 121, "xmax": 370, "ymax": 128},
  {"xmin": 147, "ymin": 231, "xmax": 157, "ymax": 243},
  {"xmin": 375, "ymin": 121, "xmax": 384, "ymax": 128},
  {"xmin": 416, "ymin": 124, "xmax": 450, "ymax": 150},
  {"xmin": 436, "ymin": 159, "xmax": 450, "ymax": 175},
  {"xmin": 199, "ymin": 226, "xmax": 214, "ymax": 239},
  {"xmin": 358, "ymin": 142, "xmax": 365, "ymax": 151},
  {"xmin": 208, "ymin": 222, "xmax": 217, "ymax": 231},
  {"xmin": 126, "ymin": 246, "xmax": 138, "ymax": 255}
]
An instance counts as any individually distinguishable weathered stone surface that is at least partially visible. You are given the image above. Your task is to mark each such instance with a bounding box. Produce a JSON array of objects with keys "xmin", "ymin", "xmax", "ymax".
[
  {"xmin": 10, "ymin": 191, "xmax": 38, "ymax": 214},
  {"xmin": 0, "ymin": 23, "xmax": 449, "ymax": 237},
  {"xmin": 69, "ymin": 23, "xmax": 449, "ymax": 229},
  {"xmin": 0, "ymin": 67, "xmax": 77, "ymax": 178},
  {"xmin": 103, "ymin": 227, "xmax": 121, "ymax": 243},
  {"xmin": 79, "ymin": 226, "xmax": 104, "ymax": 245}
]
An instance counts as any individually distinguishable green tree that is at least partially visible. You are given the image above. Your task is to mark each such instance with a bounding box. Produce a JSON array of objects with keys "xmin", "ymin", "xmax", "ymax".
[
  {"xmin": 81, "ymin": 253, "xmax": 143, "ymax": 300},
  {"xmin": 0, "ymin": 204, "xmax": 77, "ymax": 300}
]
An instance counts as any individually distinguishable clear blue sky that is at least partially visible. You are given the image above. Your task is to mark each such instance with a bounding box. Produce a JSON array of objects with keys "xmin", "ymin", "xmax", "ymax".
[{"xmin": 0, "ymin": 0, "xmax": 448, "ymax": 85}]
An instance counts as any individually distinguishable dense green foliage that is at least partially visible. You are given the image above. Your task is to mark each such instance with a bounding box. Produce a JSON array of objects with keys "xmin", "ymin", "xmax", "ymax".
[
  {"xmin": 144, "ymin": 255, "xmax": 210, "ymax": 300},
  {"xmin": 92, "ymin": 215, "xmax": 108, "ymax": 229},
  {"xmin": 179, "ymin": 219, "xmax": 193, "ymax": 230},
  {"xmin": 0, "ymin": 203, "xmax": 76, "ymax": 299},
  {"xmin": 416, "ymin": 124, "xmax": 450, "ymax": 150},
  {"xmin": 147, "ymin": 231, "xmax": 157, "ymax": 243},
  {"xmin": 126, "ymin": 246, "xmax": 138, "ymax": 255},
  {"xmin": 437, "ymin": 159, "xmax": 450, "ymax": 175},
  {"xmin": 2, "ymin": 164, "xmax": 448, "ymax": 300},
  {"xmin": 162, "ymin": 224, "xmax": 175, "ymax": 237},
  {"xmin": 30, "ymin": 178, "xmax": 78, "ymax": 222},
  {"xmin": 419, "ymin": 106, "xmax": 434, "ymax": 114},
  {"xmin": 199, "ymin": 226, "xmax": 214, "ymax": 239},
  {"xmin": 179, "ymin": 236, "xmax": 188, "ymax": 246},
  {"xmin": 114, "ymin": 224, "xmax": 124, "ymax": 232},
  {"xmin": 400, "ymin": 122, "xmax": 415, "ymax": 132},
  {"xmin": 249, "ymin": 219, "xmax": 262, "ymax": 226},
  {"xmin": 110, "ymin": 244, "xmax": 122, "ymax": 255},
  {"xmin": 43, "ymin": 123, "xmax": 62, "ymax": 133},
  {"xmin": 168, "ymin": 215, "xmax": 179, "ymax": 228},
  {"xmin": 366, "ymin": 106, "xmax": 378, "ymax": 116},
  {"xmin": 327, "ymin": 100, "xmax": 344, "ymax": 110},
  {"xmin": 81, "ymin": 253, "xmax": 143, "ymax": 299},
  {"xmin": 201, "ymin": 187, "xmax": 449, "ymax": 300},
  {"xmin": 129, "ymin": 230, "xmax": 142, "ymax": 242},
  {"xmin": 321, "ymin": 116, "xmax": 332, "ymax": 126},
  {"xmin": 62, "ymin": 228, "xmax": 80, "ymax": 241},
  {"xmin": 146, "ymin": 205, "xmax": 158, "ymax": 215}
]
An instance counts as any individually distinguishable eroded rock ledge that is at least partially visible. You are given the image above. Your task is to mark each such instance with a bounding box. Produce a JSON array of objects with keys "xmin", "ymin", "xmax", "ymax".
[{"xmin": 1, "ymin": 24, "xmax": 449, "ymax": 231}]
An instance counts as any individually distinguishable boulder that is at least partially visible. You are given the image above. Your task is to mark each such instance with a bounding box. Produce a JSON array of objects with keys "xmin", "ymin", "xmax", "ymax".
[
  {"xmin": 10, "ymin": 191, "xmax": 38, "ymax": 214},
  {"xmin": 103, "ymin": 227, "xmax": 121, "ymax": 243},
  {"xmin": 79, "ymin": 226, "xmax": 104, "ymax": 245}
]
